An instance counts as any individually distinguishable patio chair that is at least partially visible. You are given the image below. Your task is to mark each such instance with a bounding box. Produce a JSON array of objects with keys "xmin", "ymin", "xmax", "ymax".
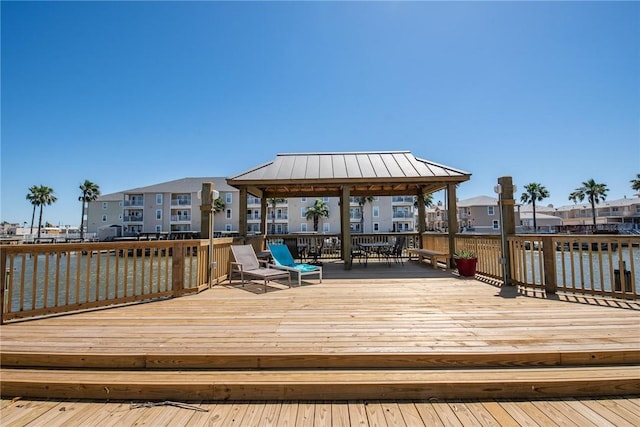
[
  {"xmin": 306, "ymin": 238, "xmax": 324, "ymax": 265},
  {"xmin": 382, "ymin": 235, "xmax": 406, "ymax": 266},
  {"xmin": 350, "ymin": 243, "xmax": 369, "ymax": 267},
  {"xmin": 229, "ymin": 245, "xmax": 291, "ymax": 292},
  {"xmin": 268, "ymin": 244, "xmax": 323, "ymax": 287}
]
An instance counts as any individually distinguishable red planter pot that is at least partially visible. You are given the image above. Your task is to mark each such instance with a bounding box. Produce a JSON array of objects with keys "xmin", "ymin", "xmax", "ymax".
[{"xmin": 454, "ymin": 257, "xmax": 477, "ymax": 277}]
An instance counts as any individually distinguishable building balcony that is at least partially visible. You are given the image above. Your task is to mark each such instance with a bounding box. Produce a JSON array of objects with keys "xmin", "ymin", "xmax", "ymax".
[
  {"xmin": 171, "ymin": 199, "xmax": 192, "ymax": 207},
  {"xmin": 392, "ymin": 212, "xmax": 413, "ymax": 219},
  {"xmin": 170, "ymin": 215, "xmax": 191, "ymax": 222},
  {"xmin": 123, "ymin": 216, "xmax": 143, "ymax": 223},
  {"xmin": 123, "ymin": 200, "xmax": 144, "ymax": 207},
  {"xmin": 391, "ymin": 196, "xmax": 414, "ymax": 204}
]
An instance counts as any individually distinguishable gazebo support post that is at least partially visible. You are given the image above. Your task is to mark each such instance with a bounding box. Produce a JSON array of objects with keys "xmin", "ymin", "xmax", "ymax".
[
  {"xmin": 260, "ymin": 196, "xmax": 268, "ymax": 246},
  {"xmin": 239, "ymin": 187, "xmax": 248, "ymax": 239},
  {"xmin": 340, "ymin": 186, "xmax": 352, "ymax": 269},
  {"xmin": 416, "ymin": 187, "xmax": 426, "ymax": 248}
]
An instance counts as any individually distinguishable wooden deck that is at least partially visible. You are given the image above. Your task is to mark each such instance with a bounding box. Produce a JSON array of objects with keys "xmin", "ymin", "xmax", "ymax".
[
  {"xmin": 1, "ymin": 260, "xmax": 639, "ymax": 405},
  {"xmin": 3, "ymin": 397, "xmax": 640, "ymax": 426}
]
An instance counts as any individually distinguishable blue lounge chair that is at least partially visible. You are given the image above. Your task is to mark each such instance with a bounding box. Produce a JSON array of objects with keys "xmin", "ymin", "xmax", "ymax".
[{"xmin": 268, "ymin": 244, "xmax": 323, "ymax": 287}]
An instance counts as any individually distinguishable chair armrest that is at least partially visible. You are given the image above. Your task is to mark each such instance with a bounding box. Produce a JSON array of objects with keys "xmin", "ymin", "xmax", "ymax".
[{"xmin": 230, "ymin": 261, "xmax": 244, "ymax": 271}]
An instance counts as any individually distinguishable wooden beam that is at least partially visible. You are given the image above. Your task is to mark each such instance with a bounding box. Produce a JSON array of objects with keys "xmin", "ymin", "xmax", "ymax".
[{"xmin": 340, "ymin": 186, "xmax": 352, "ymax": 269}]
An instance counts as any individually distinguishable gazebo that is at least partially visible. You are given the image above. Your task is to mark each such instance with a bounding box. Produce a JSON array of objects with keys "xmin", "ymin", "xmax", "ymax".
[{"xmin": 226, "ymin": 151, "xmax": 471, "ymax": 268}]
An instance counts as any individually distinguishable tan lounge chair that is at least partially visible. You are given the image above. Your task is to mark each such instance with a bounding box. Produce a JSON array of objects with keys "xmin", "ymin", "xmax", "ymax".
[{"xmin": 229, "ymin": 245, "xmax": 291, "ymax": 292}]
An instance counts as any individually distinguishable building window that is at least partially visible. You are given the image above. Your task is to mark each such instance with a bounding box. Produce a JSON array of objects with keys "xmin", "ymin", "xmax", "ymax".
[
  {"xmin": 300, "ymin": 223, "xmax": 307, "ymax": 232},
  {"xmin": 101, "ymin": 215, "xmax": 107, "ymax": 222},
  {"xmin": 323, "ymin": 223, "xmax": 330, "ymax": 233},
  {"xmin": 373, "ymin": 206, "xmax": 379, "ymax": 217},
  {"xmin": 373, "ymin": 222, "xmax": 379, "ymax": 232},
  {"xmin": 493, "ymin": 220, "xmax": 499, "ymax": 229},
  {"xmin": 156, "ymin": 210, "xmax": 162, "ymax": 220},
  {"xmin": 155, "ymin": 225, "xmax": 162, "ymax": 232},
  {"xmin": 226, "ymin": 209, "xmax": 232, "ymax": 219},
  {"xmin": 102, "ymin": 202, "xmax": 108, "ymax": 209},
  {"xmin": 156, "ymin": 194, "xmax": 162, "ymax": 205},
  {"xmin": 226, "ymin": 193, "xmax": 232, "ymax": 204},
  {"xmin": 301, "ymin": 197, "xmax": 307, "ymax": 202},
  {"xmin": 488, "ymin": 206, "xmax": 495, "ymax": 215},
  {"xmin": 301, "ymin": 208, "xmax": 307, "ymax": 218},
  {"xmin": 225, "ymin": 224, "xmax": 232, "ymax": 232},
  {"xmin": 322, "ymin": 197, "xmax": 329, "ymax": 203}
]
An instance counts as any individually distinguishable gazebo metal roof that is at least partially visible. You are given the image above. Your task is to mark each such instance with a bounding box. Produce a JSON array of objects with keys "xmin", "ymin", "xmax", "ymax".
[{"xmin": 227, "ymin": 151, "xmax": 471, "ymax": 198}]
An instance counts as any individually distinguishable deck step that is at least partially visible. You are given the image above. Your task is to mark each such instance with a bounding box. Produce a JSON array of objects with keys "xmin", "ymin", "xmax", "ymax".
[
  {"xmin": 3, "ymin": 349, "xmax": 639, "ymax": 370},
  {"xmin": 2, "ymin": 366, "xmax": 639, "ymax": 401}
]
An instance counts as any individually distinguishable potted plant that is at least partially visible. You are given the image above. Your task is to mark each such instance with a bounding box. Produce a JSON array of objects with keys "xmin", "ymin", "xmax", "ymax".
[{"xmin": 453, "ymin": 250, "xmax": 477, "ymax": 277}]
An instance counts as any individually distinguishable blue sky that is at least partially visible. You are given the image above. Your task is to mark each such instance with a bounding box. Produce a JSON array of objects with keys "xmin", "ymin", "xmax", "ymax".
[{"xmin": 2, "ymin": 1, "xmax": 638, "ymax": 227}]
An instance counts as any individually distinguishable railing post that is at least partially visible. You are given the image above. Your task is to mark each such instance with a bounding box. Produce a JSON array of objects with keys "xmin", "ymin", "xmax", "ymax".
[
  {"xmin": 0, "ymin": 248, "xmax": 6, "ymax": 324},
  {"xmin": 542, "ymin": 236, "xmax": 557, "ymax": 294},
  {"xmin": 172, "ymin": 242, "xmax": 185, "ymax": 297},
  {"xmin": 497, "ymin": 176, "xmax": 516, "ymax": 286},
  {"xmin": 446, "ymin": 183, "xmax": 458, "ymax": 268}
]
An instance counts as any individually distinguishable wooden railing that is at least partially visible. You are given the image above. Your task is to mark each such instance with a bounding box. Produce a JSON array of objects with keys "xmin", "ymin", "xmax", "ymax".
[
  {"xmin": 1, "ymin": 238, "xmax": 235, "ymax": 323},
  {"xmin": 509, "ymin": 235, "xmax": 639, "ymax": 300},
  {"xmin": 420, "ymin": 232, "xmax": 639, "ymax": 300}
]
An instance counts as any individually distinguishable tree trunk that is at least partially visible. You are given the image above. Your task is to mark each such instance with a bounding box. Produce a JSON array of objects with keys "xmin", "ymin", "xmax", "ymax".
[
  {"xmin": 30, "ymin": 205, "xmax": 36, "ymax": 234},
  {"xmin": 37, "ymin": 206, "xmax": 44, "ymax": 239},
  {"xmin": 80, "ymin": 201, "xmax": 86, "ymax": 240}
]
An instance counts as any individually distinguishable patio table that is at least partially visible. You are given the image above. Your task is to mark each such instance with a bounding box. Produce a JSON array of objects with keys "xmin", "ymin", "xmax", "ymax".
[{"xmin": 357, "ymin": 242, "xmax": 392, "ymax": 266}]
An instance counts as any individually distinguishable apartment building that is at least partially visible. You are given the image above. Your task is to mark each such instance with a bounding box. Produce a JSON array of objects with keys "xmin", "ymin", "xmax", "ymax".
[
  {"xmin": 550, "ymin": 197, "xmax": 640, "ymax": 231},
  {"xmin": 83, "ymin": 179, "xmax": 640, "ymax": 239},
  {"xmin": 87, "ymin": 177, "xmax": 238, "ymax": 237},
  {"xmin": 87, "ymin": 177, "xmax": 417, "ymax": 238}
]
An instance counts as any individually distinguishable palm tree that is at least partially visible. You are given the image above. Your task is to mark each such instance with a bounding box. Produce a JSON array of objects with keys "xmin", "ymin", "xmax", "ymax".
[
  {"xmin": 305, "ymin": 199, "xmax": 330, "ymax": 232},
  {"xmin": 25, "ymin": 185, "xmax": 39, "ymax": 235},
  {"xmin": 78, "ymin": 180, "xmax": 101, "ymax": 240},
  {"xmin": 357, "ymin": 196, "xmax": 375, "ymax": 233},
  {"xmin": 568, "ymin": 189, "xmax": 581, "ymax": 204},
  {"xmin": 213, "ymin": 196, "xmax": 225, "ymax": 213},
  {"xmin": 413, "ymin": 193, "xmax": 434, "ymax": 209},
  {"xmin": 520, "ymin": 183, "xmax": 550, "ymax": 231},
  {"xmin": 631, "ymin": 173, "xmax": 640, "ymax": 195},
  {"xmin": 267, "ymin": 198, "xmax": 286, "ymax": 234},
  {"xmin": 413, "ymin": 193, "xmax": 434, "ymax": 230},
  {"xmin": 33, "ymin": 185, "xmax": 57, "ymax": 239},
  {"xmin": 569, "ymin": 179, "xmax": 608, "ymax": 225}
]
